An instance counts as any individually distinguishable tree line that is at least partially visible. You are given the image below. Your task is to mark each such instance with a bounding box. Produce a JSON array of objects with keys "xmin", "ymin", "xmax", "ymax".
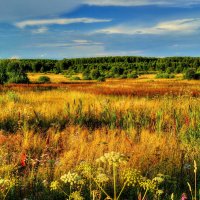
[{"xmin": 0, "ymin": 56, "xmax": 200, "ymax": 83}]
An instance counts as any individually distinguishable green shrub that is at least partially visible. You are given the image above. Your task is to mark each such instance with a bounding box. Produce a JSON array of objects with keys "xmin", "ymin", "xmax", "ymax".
[
  {"xmin": 82, "ymin": 75, "xmax": 91, "ymax": 80},
  {"xmin": 38, "ymin": 76, "xmax": 51, "ymax": 83},
  {"xmin": 97, "ymin": 76, "xmax": 106, "ymax": 82},
  {"xmin": 0, "ymin": 65, "xmax": 8, "ymax": 84},
  {"xmin": 156, "ymin": 73, "xmax": 175, "ymax": 79},
  {"xmin": 105, "ymin": 72, "xmax": 114, "ymax": 78},
  {"xmin": 70, "ymin": 76, "xmax": 81, "ymax": 80},
  {"xmin": 195, "ymin": 72, "xmax": 200, "ymax": 80},
  {"xmin": 90, "ymin": 69, "xmax": 101, "ymax": 80},
  {"xmin": 8, "ymin": 74, "xmax": 30, "ymax": 83},
  {"xmin": 184, "ymin": 68, "xmax": 200, "ymax": 80},
  {"xmin": 119, "ymin": 74, "xmax": 127, "ymax": 79},
  {"xmin": 127, "ymin": 72, "xmax": 138, "ymax": 79},
  {"xmin": 7, "ymin": 61, "xmax": 30, "ymax": 83}
]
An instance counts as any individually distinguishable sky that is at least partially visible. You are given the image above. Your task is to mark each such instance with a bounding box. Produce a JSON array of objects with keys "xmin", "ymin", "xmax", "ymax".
[{"xmin": 1, "ymin": 0, "xmax": 200, "ymax": 59}]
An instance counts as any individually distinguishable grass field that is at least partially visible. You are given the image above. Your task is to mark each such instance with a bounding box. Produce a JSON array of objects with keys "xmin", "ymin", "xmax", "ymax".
[{"xmin": 0, "ymin": 75, "xmax": 199, "ymax": 200}]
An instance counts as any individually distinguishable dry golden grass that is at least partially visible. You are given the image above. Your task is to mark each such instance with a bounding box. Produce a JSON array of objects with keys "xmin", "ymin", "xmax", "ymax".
[
  {"xmin": 0, "ymin": 78, "xmax": 199, "ymax": 199},
  {"xmin": 28, "ymin": 72, "xmax": 69, "ymax": 83}
]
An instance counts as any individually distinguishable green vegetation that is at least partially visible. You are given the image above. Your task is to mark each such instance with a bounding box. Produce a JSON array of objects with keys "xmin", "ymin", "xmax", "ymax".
[
  {"xmin": 70, "ymin": 76, "xmax": 81, "ymax": 80},
  {"xmin": 0, "ymin": 61, "xmax": 29, "ymax": 84},
  {"xmin": 1, "ymin": 56, "xmax": 200, "ymax": 82},
  {"xmin": 38, "ymin": 76, "xmax": 51, "ymax": 83},
  {"xmin": 184, "ymin": 68, "xmax": 200, "ymax": 80},
  {"xmin": 156, "ymin": 73, "xmax": 175, "ymax": 79}
]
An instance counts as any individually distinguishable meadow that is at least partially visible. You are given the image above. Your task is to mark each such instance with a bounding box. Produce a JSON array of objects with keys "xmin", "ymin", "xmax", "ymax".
[{"xmin": 0, "ymin": 74, "xmax": 199, "ymax": 200}]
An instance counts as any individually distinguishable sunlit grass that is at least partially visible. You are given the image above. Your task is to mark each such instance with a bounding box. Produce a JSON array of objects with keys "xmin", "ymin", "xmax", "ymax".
[{"xmin": 0, "ymin": 78, "xmax": 199, "ymax": 199}]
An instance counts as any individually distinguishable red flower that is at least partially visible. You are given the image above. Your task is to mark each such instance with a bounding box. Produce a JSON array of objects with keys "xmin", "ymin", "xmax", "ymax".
[
  {"xmin": 20, "ymin": 153, "xmax": 27, "ymax": 167},
  {"xmin": 181, "ymin": 193, "xmax": 188, "ymax": 200},
  {"xmin": 185, "ymin": 116, "xmax": 190, "ymax": 127}
]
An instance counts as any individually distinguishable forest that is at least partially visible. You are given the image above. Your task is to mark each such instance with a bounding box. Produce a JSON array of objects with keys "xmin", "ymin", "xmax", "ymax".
[{"xmin": 0, "ymin": 56, "xmax": 200, "ymax": 84}]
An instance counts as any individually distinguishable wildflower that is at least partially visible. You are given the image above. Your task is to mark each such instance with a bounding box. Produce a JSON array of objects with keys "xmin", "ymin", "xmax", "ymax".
[
  {"xmin": 95, "ymin": 173, "xmax": 109, "ymax": 183},
  {"xmin": 70, "ymin": 191, "xmax": 84, "ymax": 200},
  {"xmin": 152, "ymin": 176, "xmax": 164, "ymax": 184},
  {"xmin": 60, "ymin": 171, "xmax": 83, "ymax": 186},
  {"xmin": 96, "ymin": 152, "xmax": 128, "ymax": 166},
  {"xmin": 76, "ymin": 162, "xmax": 94, "ymax": 178},
  {"xmin": 20, "ymin": 153, "xmax": 27, "ymax": 167},
  {"xmin": 123, "ymin": 169, "xmax": 142, "ymax": 187},
  {"xmin": 181, "ymin": 193, "xmax": 188, "ymax": 200},
  {"xmin": 139, "ymin": 178, "xmax": 157, "ymax": 191},
  {"xmin": 50, "ymin": 181, "xmax": 59, "ymax": 191}
]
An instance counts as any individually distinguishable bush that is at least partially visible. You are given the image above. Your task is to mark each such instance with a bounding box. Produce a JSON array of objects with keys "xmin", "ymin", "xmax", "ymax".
[
  {"xmin": 119, "ymin": 74, "xmax": 127, "ymax": 79},
  {"xmin": 82, "ymin": 75, "xmax": 91, "ymax": 80},
  {"xmin": 6, "ymin": 61, "xmax": 30, "ymax": 83},
  {"xmin": 0, "ymin": 66, "xmax": 8, "ymax": 84},
  {"xmin": 195, "ymin": 72, "xmax": 200, "ymax": 80},
  {"xmin": 156, "ymin": 73, "xmax": 175, "ymax": 79},
  {"xmin": 184, "ymin": 68, "xmax": 200, "ymax": 80},
  {"xmin": 8, "ymin": 74, "xmax": 29, "ymax": 83},
  {"xmin": 90, "ymin": 69, "xmax": 101, "ymax": 80},
  {"xmin": 38, "ymin": 76, "xmax": 50, "ymax": 83},
  {"xmin": 70, "ymin": 76, "xmax": 81, "ymax": 81},
  {"xmin": 127, "ymin": 72, "xmax": 138, "ymax": 79},
  {"xmin": 97, "ymin": 76, "xmax": 106, "ymax": 82}
]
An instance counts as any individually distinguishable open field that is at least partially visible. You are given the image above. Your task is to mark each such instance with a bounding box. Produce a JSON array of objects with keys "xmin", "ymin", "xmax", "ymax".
[
  {"xmin": 0, "ymin": 77, "xmax": 199, "ymax": 199},
  {"xmin": 3, "ymin": 74, "xmax": 200, "ymax": 97}
]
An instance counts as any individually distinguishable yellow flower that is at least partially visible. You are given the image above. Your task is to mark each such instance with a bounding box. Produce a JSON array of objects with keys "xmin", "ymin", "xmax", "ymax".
[{"xmin": 50, "ymin": 181, "xmax": 59, "ymax": 191}]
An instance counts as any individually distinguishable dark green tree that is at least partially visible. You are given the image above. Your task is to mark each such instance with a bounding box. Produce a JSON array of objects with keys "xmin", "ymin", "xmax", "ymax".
[
  {"xmin": 90, "ymin": 68, "xmax": 101, "ymax": 80},
  {"xmin": 184, "ymin": 68, "xmax": 197, "ymax": 80},
  {"xmin": 7, "ymin": 61, "xmax": 29, "ymax": 83},
  {"xmin": 0, "ymin": 65, "xmax": 8, "ymax": 84}
]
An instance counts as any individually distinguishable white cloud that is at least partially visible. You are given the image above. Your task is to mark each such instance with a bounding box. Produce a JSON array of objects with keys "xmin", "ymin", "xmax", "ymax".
[
  {"xmin": 84, "ymin": 0, "xmax": 200, "ymax": 7},
  {"xmin": 35, "ymin": 40, "xmax": 103, "ymax": 48},
  {"xmin": 0, "ymin": 0, "xmax": 81, "ymax": 21},
  {"xmin": 32, "ymin": 27, "xmax": 48, "ymax": 34},
  {"xmin": 0, "ymin": 0, "xmax": 200, "ymax": 23},
  {"xmin": 95, "ymin": 18, "xmax": 200, "ymax": 35},
  {"xmin": 95, "ymin": 50, "xmax": 144, "ymax": 57},
  {"xmin": 15, "ymin": 18, "xmax": 111, "ymax": 28},
  {"xmin": 73, "ymin": 40, "xmax": 90, "ymax": 44}
]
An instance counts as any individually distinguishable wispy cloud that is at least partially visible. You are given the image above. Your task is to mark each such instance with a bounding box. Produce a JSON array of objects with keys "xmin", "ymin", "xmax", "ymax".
[
  {"xmin": 35, "ymin": 40, "xmax": 103, "ymax": 48},
  {"xmin": 32, "ymin": 27, "xmax": 48, "ymax": 34},
  {"xmin": 0, "ymin": 0, "xmax": 81, "ymax": 21},
  {"xmin": 95, "ymin": 50, "xmax": 144, "ymax": 57},
  {"xmin": 85, "ymin": 0, "xmax": 200, "ymax": 7},
  {"xmin": 95, "ymin": 18, "xmax": 200, "ymax": 35},
  {"xmin": 15, "ymin": 17, "xmax": 111, "ymax": 29},
  {"xmin": 1, "ymin": 0, "xmax": 200, "ymax": 23}
]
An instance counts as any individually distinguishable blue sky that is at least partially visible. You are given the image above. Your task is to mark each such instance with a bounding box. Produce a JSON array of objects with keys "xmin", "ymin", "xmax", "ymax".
[{"xmin": 1, "ymin": 0, "xmax": 200, "ymax": 59}]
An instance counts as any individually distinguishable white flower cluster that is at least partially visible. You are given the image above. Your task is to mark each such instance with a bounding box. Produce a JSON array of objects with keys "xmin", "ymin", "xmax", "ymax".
[
  {"xmin": 50, "ymin": 180, "xmax": 59, "ymax": 191},
  {"xmin": 60, "ymin": 172, "xmax": 83, "ymax": 186},
  {"xmin": 76, "ymin": 162, "xmax": 94, "ymax": 178},
  {"xmin": 96, "ymin": 152, "xmax": 128, "ymax": 166},
  {"xmin": 70, "ymin": 191, "xmax": 84, "ymax": 200},
  {"xmin": 123, "ymin": 169, "xmax": 142, "ymax": 187},
  {"xmin": 95, "ymin": 173, "xmax": 109, "ymax": 183}
]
